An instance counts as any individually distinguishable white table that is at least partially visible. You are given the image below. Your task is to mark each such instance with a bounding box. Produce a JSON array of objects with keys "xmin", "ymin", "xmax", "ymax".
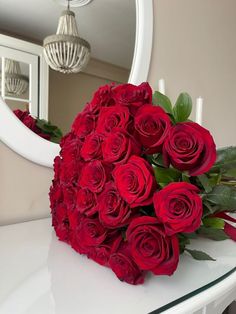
[{"xmin": 0, "ymin": 218, "xmax": 236, "ymax": 314}]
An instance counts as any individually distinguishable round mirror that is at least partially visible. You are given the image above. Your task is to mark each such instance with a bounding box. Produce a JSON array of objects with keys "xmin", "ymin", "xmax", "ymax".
[{"xmin": 0, "ymin": 0, "xmax": 153, "ymax": 166}]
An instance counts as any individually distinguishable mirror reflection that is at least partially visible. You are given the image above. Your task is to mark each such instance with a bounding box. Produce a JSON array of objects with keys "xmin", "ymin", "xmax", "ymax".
[{"xmin": 0, "ymin": 0, "xmax": 136, "ymax": 139}]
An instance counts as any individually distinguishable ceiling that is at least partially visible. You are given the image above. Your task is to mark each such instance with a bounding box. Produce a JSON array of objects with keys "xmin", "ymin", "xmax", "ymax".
[{"xmin": 0, "ymin": 0, "xmax": 136, "ymax": 69}]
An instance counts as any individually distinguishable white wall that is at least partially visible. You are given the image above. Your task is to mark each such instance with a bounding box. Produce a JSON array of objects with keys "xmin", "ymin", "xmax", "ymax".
[{"xmin": 149, "ymin": 0, "xmax": 236, "ymax": 148}]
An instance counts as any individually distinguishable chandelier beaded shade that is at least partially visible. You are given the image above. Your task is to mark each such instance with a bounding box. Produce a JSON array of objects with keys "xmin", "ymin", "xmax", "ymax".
[
  {"xmin": 43, "ymin": 3, "xmax": 91, "ymax": 74},
  {"xmin": 0, "ymin": 59, "xmax": 29, "ymax": 96}
]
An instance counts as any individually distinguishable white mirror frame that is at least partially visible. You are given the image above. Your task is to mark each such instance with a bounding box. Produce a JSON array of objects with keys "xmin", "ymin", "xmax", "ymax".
[{"xmin": 0, "ymin": 0, "xmax": 153, "ymax": 168}]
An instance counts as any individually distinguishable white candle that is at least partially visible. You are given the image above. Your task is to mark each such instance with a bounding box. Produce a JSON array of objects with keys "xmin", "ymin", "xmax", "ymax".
[
  {"xmin": 158, "ymin": 78, "xmax": 165, "ymax": 95},
  {"xmin": 196, "ymin": 97, "xmax": 203, "ymax": 125}
]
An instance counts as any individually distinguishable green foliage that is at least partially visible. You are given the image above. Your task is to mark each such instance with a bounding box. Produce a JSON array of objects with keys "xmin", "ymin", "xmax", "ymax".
[
  {"xmin": 36, "ymin": 119, "xmax": 63, "ymax": 143},
  {"xmin": 197, "ymin": 226, "xmax": 229, "ymax": 241},
  {"xmin": 153, "ymin": 166, "xmax": 181, "ymax": 188},
  {"xmin": 150, "ymin": 153, "xmax": 165, "ymax": 167},
  {"xmin": 152, "ymin": 91, "xmax": 173, "ymax": 114},
  {"xmin": 197, "ymin": 174, "xmax": 212, "ymax": 193},
  {"xmin": 185, "ymin": 249, "xmax": 215, "ymax": 261},
  {"xmin": 202, "ymin": 217, "xmax": 225, "ymax": 229},
  {"xmin": 210, "ymin": 146, "xmax": 236, "ymax": 175},
  {"xmin": 173, "ymin": 93, "xmax": 192, "ymax": 123},
  {"xmin": 203, "ymin": 185, "xmax": 236, "ymax": 212}
]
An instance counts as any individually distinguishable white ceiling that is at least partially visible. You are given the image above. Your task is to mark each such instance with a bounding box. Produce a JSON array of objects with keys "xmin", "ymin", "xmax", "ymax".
[{"xmin": 0, "ymin": 0, "xmax": 136, "ymax": 69}]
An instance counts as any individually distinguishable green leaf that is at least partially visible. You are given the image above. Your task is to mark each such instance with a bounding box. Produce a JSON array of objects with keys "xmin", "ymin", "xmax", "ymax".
[
  {"xmin": 151, "ymin": 153, "xmax": 165, "ymax": 167},
  {"xmin": 210, "ymin": 146, "xmax": 236, "ymax": 175},
  {"xmin": 185, "ymin": 249, "xmax": 216, "ymax": 261},
  {"xmin": 173, "ymin": 93, "xmax": 192, "ymax": 123},
  {"xmin": 153, "ymin": 166, "xmax": 181, "ymax": 188},
  {"xmin": 197, "ymin": 226, "xmax": 229, "ymax": 241},
  {"xmin": 181, "ymin": 172, "xmax": 190, "ymax": 183},
  {"xmin": 208, "ymin": 173, "xmax": 221, "ymax": 187},
  {"xmin": 178, "ymin": 234, "xmax": 190, "ymax": 254},
  {"xmin": 198, "ymin": 174, "xmax": 212, "ymax": 193},
  {"xmin": 152, "ymin": 91, "xmax": 173, "ymax": 114},
  {"xmin": 202, "ymin": 217, "xmax": 225, "ymax": 229},
  {"xmin": 204, "ymin": 185, "xmax": 236, "ymax": 211}
]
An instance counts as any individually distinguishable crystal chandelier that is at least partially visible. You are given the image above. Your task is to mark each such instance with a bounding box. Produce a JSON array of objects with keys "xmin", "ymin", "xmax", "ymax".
[
  {"xmin": 0, "ymin": 59, "xmax": 29, "ymax": 96},
  {"xmin": 43, "ymin": 0, "xmax": 91, "ymax": 74}
]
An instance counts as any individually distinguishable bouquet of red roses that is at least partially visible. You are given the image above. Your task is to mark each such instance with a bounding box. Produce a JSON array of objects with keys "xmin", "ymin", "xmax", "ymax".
[
  {"xmin": 50, "ymin": 82, "xmax": 236, "ymax": 285},
  {"xmin": 14, "ymin": 109, "xmax": 62, "ymax": 143}
]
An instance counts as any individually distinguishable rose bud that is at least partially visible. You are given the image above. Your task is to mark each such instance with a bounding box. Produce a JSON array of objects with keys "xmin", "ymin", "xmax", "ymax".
[
  {"xmin": 113, "ymin": 155, "xmax": 157, "ymax": 208},
  {"xmin": 154, "ymin": 182, "xmax": 203, "ymax": 235},
  {"xmin": 134, "ymin": 105, "xmax": 171, "ymax": 154},
  {"xmin": 127, "ymin": 216, "xmax": 179, "ymax": 275},
  {"xmin": 163, "ymin": 122, "xmax": 216, "ymax": 176}
]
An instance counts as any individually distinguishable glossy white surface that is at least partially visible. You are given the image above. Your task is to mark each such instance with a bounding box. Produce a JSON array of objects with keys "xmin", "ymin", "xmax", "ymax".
[{"xmin": 0, "ymin": 218, "xmax": 236, "ymax": 314}]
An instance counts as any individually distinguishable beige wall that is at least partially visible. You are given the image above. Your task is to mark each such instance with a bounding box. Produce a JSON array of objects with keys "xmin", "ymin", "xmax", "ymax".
[
  {"xmin": 49, "ymin": 59, "xmax": 129, "ymax": 134},
  {"xmin": 149, "ymin": 0, "xmax": 236, "ymax": 148},
  {"xmin": 0, "ymin": 141, "xmax": 53, "ymax": 225}
]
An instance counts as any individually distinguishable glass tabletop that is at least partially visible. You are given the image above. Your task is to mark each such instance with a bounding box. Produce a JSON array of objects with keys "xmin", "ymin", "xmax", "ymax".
[{"xmin": 0, "ymin": 218, "xmax": 236, "ymax": 314}]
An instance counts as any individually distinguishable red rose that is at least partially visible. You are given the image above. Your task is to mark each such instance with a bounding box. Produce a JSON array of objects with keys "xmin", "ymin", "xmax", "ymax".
[
  {"xmin": 109, "ymin": 236, "xmax": 145, "ymax": 285},
  {"xmin": 163, "ymin": 122, "xmax": 216, "ymax": 176},
  {"xmin": 98, "ymin": 182, "xmax": 132, "ymax": 228},
  {"xmin": 78, "ymin": 160, "xmax": 108, "ymax": 193},
  {"xmin": 96, "ymin": 105, "xmax": 130, "ymax": 134},
  {"xmin": 88, "ymin": 232, "xmax": 118, "ymax": 266},
  {"xmin": 113, "ymin": 82, "xmax": 152, "ymax": 115},
  {"xmin": 14, "ymin": 109, "xmax": 29, "ymax": 121},
  {"xmin": 113, "ymin": 155, "xmax": 157, "ymax": 208},
  {"xmin": 72, "ymin": 112, "xmax": 96, "ymax": 139},
  {"xmin": 102, "ymin": 130, "xmax": 141, "ymax": 165},
  {"xmin": 134, "ymin": 105, "xmax": 171, "ymax": 154},
  {"xmin": 126, "ymin": 216, "xmax": 179, "ymax": 275},
  {"xmin": 153, "ymin": 182, "xmax": 202, "ymax": 235},
  {"xmin": 52, "ymin": 203, "xmax": 70, "ymax": 243},
  {"xmin": 76, "ymin": 188, "xmax": 98, "ymax": 216},
  {"xmin": 76, "ymin": 216, "xmax": 107, "ymax": 249},
  {"xmin": 87, "ymin": 84, "xmax": 115, "ymax": 114},
  {"xmin": 49, "ymin": 181, "xmax": 63, "ymax": 210},
  {"xmin": 62, "ymin": 184, "xmax": 77, "ymax": 210},
  {"xmin": 80, "ymin": 132, "xmax": 104, "ymax": 161},
  {"xmin": 53, "ymin": 156, "xmax": 62, "ymax": 181}
]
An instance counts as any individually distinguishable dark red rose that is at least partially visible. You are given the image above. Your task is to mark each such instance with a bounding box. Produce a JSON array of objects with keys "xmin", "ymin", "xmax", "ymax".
[
  {"xmin": 98, "ymin": 182, "xmax": 132, "ymax": 228},
  {"xmin": 49, "ymin": 181, "xmax": 63, "ymax": 210},
  {"xmin": 88, "ymin": 232, "xmax": 118, "ymax": 266},
  {"xmin": 153, "ymin": 182, "xmax": 202, "ymax": 235},
  {"xmin": 126, "ymin": 216, "xmax": 179, "ymax": 275},
  {"xmin": 76, "ymin": 216, "xmax": 107, "ymax": 248},
  {"xmin": 134, "ymin": 105, "xmax": 171, "ymax": 154},
  {"xmin": 76, "ymin": 188, "xmax": 98, "ymax": 216},
  {"xmin": 113, "ymin": 155, "xmax": 157, "ymax": 208},
  {"xmin": 61, "ymin": 135, "xmax": 82, "ymax": 162},
  {"xmin": 163, "ymin": 122, "xmax": 216, "ymax": 176},
  {"xmin": 96, "ymin": 105, "xmax": 130, "ymax": 135},
  {"xmin": 78, "ymin": 160, "xmax": 109, "ymax": 193},
  {"xmin": 80, "ymin": 132, "xmax": 104, "ymax": 161},
  {"xmin": 109, "ymin": 236, "xmax": 145, "ymax": 285},
  {"xmin": 14, "ymin": 109, "xmax": 29, "ymax": 121},
  {"xmin": 62, "ymin": 184, "xmax": 77, "ymax": 211},
  {"xmin": 52, "ymin": 203, "xmax": 70, "ymax": 243},
  {"xmin": 53, "ymin": 156, "xmax": 62, "ymax": 181},
  {"xmin": 102, "ymin": 130, "xmax": 141, "ymax": 165},
  {"xmin": 87, "ymin": 84, "xmax": 115, "ymax": 114},
  {"xmin": 113, "ymin": 82, "xmax": 152, "ymax": 115},
  {"xmin": 72, "ymin": 112, "xmax": 96, "ymax": 139}
]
